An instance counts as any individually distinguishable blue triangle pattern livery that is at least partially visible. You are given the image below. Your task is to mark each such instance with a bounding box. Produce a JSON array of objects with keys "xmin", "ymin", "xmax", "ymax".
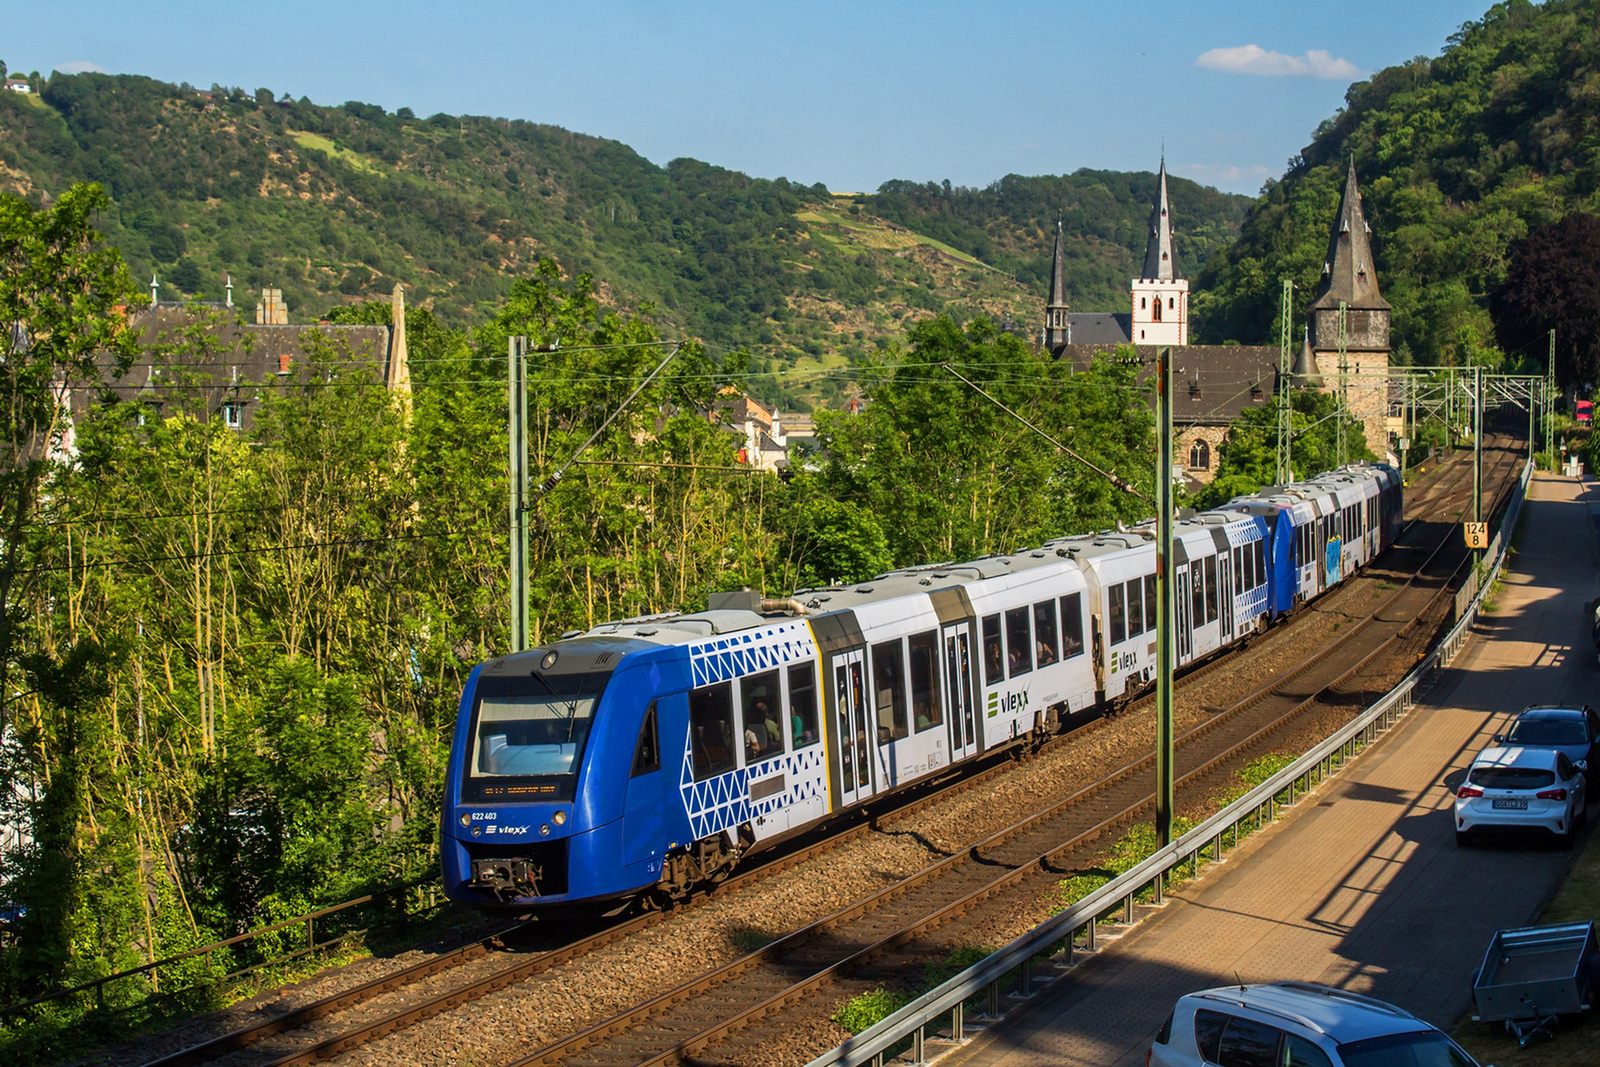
[{"xmin": 688, "ymin": 621, "xmax": 815, "ymax": 688}]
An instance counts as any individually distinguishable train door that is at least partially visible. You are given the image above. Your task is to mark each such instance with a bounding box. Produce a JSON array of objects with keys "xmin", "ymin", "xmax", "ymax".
[
  {"xmin": 1218, "ymin": 552, "xmax": 1234, "ymax": 642},
  {"xmin": 942, "ymin": 622, "xmax": 980, "ymax": 762},
  {"xmin": 831, "ymin": 649, "xmax": 875, "ymax": 806},
  {"xmin": 1175, "ymin": 563, "xmax": 1192, "ymax": 661}
]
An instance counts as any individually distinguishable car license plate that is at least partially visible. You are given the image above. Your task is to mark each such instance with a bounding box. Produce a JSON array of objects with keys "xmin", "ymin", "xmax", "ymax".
[{"xmin": 1492, "ymin": 798, "xmax": 1529, "ymax": 810}]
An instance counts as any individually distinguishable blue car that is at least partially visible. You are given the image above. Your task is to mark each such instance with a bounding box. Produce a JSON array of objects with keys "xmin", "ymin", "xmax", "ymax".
[{"xmin": 1495, "ymin": 705, "xmax": 1600, "ymax": 774}]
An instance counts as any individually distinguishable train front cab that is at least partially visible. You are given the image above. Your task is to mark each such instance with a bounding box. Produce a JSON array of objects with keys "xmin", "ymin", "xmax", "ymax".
[{"xmin": 441, "ymin": 639, "xmax": 682, "ymax": 911}]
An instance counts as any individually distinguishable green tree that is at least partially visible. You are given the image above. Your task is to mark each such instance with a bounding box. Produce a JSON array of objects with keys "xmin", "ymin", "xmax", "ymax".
[
  {"xmin": 1193, "ymin": 389, "xmax": 1376, "ymax": 508},
  {"xmin": 813, "ymin": 317, "xmax": 1153, "ymax": 566},
  {"xmin": 1194, "ymin": 0, "xmax": 1600, "ymax": 367}
]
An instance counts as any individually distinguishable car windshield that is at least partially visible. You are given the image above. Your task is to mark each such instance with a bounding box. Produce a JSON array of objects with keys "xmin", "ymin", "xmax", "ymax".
[
  {"xmin": 1336, "ymin": 1029, "xmax": 1478, "ymax": 1066},
  {"xmin": 467, "ymin": 671, "xmax": 611, "ymax": 787},
  {"xmin": 1469, "ymin": 766, "xmax": 1556, "ymax": 790},
  {"xmin": 1506, "ymin": 717, "xmax": 1587, "ymax": 746}
]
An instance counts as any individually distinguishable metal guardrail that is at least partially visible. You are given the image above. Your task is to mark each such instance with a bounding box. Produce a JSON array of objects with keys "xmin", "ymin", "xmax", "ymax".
[{"xmin": 808, "ymin": 458, "xmax": 1534, "ymax": 1067}]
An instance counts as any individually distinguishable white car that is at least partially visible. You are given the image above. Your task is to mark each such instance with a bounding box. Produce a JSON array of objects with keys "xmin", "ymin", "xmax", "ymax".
[
  {"xmin": 1147, "ymin": 981, "xmax": 1483, "ymax": 1066},
  {"xmin": 1455, "ymin": 746, "xmax": 1586, "ymax": 848}
]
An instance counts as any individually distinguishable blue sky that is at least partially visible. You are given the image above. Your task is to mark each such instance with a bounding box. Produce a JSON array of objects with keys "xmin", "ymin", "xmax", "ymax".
[{"xmin": 6, "ymin": 1, "xmax": 1494, "ymax": 195}]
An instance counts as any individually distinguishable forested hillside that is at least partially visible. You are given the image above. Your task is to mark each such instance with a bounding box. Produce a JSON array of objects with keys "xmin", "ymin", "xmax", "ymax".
[
  {"xmin": 0, "ymin": 72, "xmax": 1250, "ymax": 409},
  {"xmin": 1193, "ymin": 0, "xmax": 1600, "ymax": 368},
  {"xmin": 862, "ymin": 171, "xmax": 1251, "ymax": 313}
]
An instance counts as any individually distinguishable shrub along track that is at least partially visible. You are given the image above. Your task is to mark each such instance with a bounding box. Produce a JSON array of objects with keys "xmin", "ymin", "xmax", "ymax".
[{"xmin": 123, "ymin": 441, "xmax": 1517, "ymax": 1067}]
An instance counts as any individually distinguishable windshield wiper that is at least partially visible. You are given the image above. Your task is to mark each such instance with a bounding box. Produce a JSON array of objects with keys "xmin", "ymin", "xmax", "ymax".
[
  {"xmin": 562, "ymin": 675, "xmax": 587, "ymax": 742},
  {"xmin": 529, "ymin": 670, "xmax": 585, "ymax": 741}
]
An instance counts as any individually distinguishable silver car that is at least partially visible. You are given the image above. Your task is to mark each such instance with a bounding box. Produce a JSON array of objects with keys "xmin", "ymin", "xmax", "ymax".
[
  {"xmin": 1454, "ymin": 746, "xmax": 1586, "ymax": 848},
  {"xmin": 1148, "ymin": 981, "xmax": 1484, "ymax": 1066}
]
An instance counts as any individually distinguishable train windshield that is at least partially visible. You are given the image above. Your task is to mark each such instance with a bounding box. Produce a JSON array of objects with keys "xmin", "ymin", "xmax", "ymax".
[{"xmin": 463, "ymin": 671, "xmax": 612, "ymax": 800}]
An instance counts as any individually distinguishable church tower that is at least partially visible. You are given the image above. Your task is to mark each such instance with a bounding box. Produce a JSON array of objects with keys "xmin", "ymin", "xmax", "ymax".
[
  {"xmin": 1043, "ymin": 217, "xmax": 1070, "ymax": 354},
  {"xmin": 1308, "ymin": 159, "xmax": 1391, "ymax": 455},
  {"xmin": 1130, "ymin": 159, "xmax": 1188, "ymax": 345}
]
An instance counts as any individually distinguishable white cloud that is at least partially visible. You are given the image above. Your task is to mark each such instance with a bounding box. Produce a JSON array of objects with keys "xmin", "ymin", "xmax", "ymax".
[
  {"xmin": 1195, "ymin": 44, "xmax": 1363, "ymax": 80},
  {"xmin": 55, "ymin": 61, "xmax": 108, "ymax": 75}
]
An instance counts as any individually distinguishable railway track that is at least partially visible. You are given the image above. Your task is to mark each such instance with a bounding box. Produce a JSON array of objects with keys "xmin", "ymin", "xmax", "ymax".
[
  {"xmin": 491, "ymin": 441, "xmax": 1524, "ymax": 1067},
  {"xmin": 135, "ymin": 441, "xmax": 1518, "ymax": 1067}
]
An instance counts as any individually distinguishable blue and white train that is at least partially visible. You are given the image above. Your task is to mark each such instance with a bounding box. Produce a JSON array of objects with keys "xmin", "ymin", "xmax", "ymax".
[{"xmin": 441, "ymin": 462, "xmax": 1402, "ymax": 912}]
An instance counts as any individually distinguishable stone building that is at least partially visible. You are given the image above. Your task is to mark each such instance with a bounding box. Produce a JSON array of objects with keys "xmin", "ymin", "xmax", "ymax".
[{"xmin": 1305, "ymin": 160, "xmax": 1391, "ymax": 455}]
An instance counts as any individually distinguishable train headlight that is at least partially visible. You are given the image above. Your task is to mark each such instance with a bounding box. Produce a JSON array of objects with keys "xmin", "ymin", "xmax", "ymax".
[
  {"xmin": 552, "ymin": 810, "xmax": 567, "ymax": 826},
  {"xmin": 471, "ymin": 824, "xmax": 482, "ymax": 837},
  {"xmin": 540, "ymin": 824, "xmax": 551, "ymax": 836},
  {"xmin": 459, "ymin": 812, "xmax": 471, "ymax": 828},
  {"xmin": 540, "ymin": 650, "xmax": 558, "ymax": 670}
]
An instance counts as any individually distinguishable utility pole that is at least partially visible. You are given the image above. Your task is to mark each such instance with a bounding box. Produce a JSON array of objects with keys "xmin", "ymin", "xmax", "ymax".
[
  {"xmin": 1473, "ymin": 364, "xmax": 1484, "ymax": 568},
  {"xmin": 1336, "ymin": 301, "xmax": 1348, "ymax": 466},
  {"xmin": 508, "ymin": 335, "xmax": 531, "ymax": 652},
  {"xmin": 1547, "ymin": 328, "xmax": 1556, "ymax": 462},
  {"xmin": 1400, "ymin": 373, "xmax": 1411, "ymax": 478},
  {"xmin": 1155, "ymin": 345, "xmax": 1175, "ymax": 848},
  {"xmin": 1276, "ymin": 279, "xmax": 1293, "ymax": 485},
  {"xmin": 1528, "ymin": 378, "xmax": 1535, "ymax": 464}
]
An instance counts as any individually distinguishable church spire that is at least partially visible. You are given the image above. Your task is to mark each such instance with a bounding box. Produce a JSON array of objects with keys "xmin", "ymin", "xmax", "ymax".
[
  {"xmin": 1309, "ymin": 157, "xmax": 1388, "ymax": 312},
  {"xmin": 1044, "ymin": 215, "xmax": 1070, "ymax": 351},
  {"xmin": 1140, "ymin": 158, "xmax": 1179, "ymax": 281}
]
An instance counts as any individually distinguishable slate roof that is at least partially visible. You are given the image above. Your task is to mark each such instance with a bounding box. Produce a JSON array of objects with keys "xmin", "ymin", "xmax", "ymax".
[
  {"xmin": 84, "ymin": 305, "xmax": 393, "ymax": 431},
  {"xmin": 1293, "ymin": 330, "xmax": 1322, "ymax": 386},
  {"xmin": 1140, "ymin": 159, "xmax": 1180, "ymax": 281},
  {"xmin": 1309, "ymin": 159, "xmax": 1389, "ymax": 312},
  {"xmin": 1056, "ymin": 343, "xmax": 1279, "ymax": 426},
  {"xmin": 1067, "ymin": 312, "xmax": 1133, "ymax": 345},
  {"xmin": 1047, "ymin": 219, "xmax": 1069, "ymax": 310}
]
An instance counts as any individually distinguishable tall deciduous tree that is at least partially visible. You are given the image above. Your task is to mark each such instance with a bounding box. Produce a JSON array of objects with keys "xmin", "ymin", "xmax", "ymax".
[
  {"xmin": 0, "ymin": 183, "xmax": 137, "ymax": 734},
  {"xmin": 1490, "ymin": 212, "xmax": 1600, "ymax": 394}
]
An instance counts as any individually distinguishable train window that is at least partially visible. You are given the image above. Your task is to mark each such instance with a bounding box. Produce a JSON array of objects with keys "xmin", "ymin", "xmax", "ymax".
[
  {"xmin": 872, "ymin": 639, "xmax": 909, "ymax": 742},
  {"xmin": 788, "ymin": 663, "xmax": 819, "ymax": 749},
  {"xmin": 1130, "ymin": 578, "xmax": 1148, "ymax": 638},
  {"xmin": 908, "ymin": 631, "xmax": 943, "ymax": 732},
  {"xmin": 631, "ymin": 702, "xmax": 660, "ymax": 777},
  {"xmin": 1233, "ymin": 547, "xmax": 1244, "ymax": 596},
  {"xmin": 1006, "ymin": 607, "xmax": 1034, "ymax": 676},
  {"xmin": 689, "ymin": 682, "xmax": 737, "ymax": 780},
  {"xmin": 1190, "ymin": 563, "xmax": 1204, "ymax": 627},
  {"xmin": 1060, "ymin": 593, "xmax": 1085, "ymax": 658},
  {"xmin": 1109, "ymin": 583, "xmax": 1127, "ymax": 646},
  {"xmin": 740, "ymin": 669, "xmax": 784, "ymax": 764},
  {"xmin": 1204, "ymin": 555, "xmax": 1219, "ymax": 623},
  {"xmin": 468, "ymin": 672, "xmax": 609, "ymax": 790},
  {"xmin": 1144, "ymin": 574, "xmax": 1158, "ymax": 633},
  {"xmin": 1034, "ymin": 601, "xmax": 1059, "ymax": 666},
  {"xmin": 983, "ymin": 614, "xmax": 1004, "ymax": 686},
  {"xmin": 1255, "ymin": 541, "xmax": 1266, "ymax": 586}
]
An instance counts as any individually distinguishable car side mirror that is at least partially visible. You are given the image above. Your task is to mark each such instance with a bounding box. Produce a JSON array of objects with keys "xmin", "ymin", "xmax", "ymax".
[
  {"xmin": 1493, "ymin": 733, "xmax": 1505, "ymax": 743},
  {"xmin": 1578, "ymin": 760, "xmax": 1588, "ymax": 772}
]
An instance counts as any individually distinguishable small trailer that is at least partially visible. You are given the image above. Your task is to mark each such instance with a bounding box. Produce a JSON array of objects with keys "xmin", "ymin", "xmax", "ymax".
[{"xmin": 1472, "ymin": 921, "xmax": 1600, "ymax": 1047}]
